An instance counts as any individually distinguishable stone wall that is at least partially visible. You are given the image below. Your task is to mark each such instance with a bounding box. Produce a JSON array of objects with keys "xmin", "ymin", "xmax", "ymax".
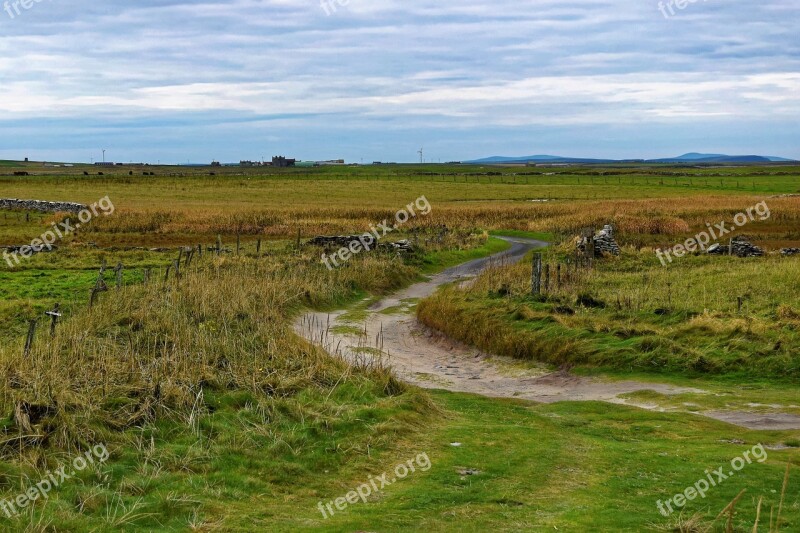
[
  {"xmin": 708, "ymin": 237, "xmax": 765, "ymax": 257},
  {"xmin": 308, "ymin": 235, "xmax": 413, "ymax": 253},
  {"xmin": 0, "ymin": 198, "xmax": 87, "ymax": 214},
  {"xmin": 576, "ymin": 225, "xmax": 621, "ymax": 257}
]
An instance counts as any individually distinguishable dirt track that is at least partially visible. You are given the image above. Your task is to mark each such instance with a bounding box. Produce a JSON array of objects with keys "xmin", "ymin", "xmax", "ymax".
[{"xmin": 295, "ymin": 236, "xmax": 800, "ymax": 430}]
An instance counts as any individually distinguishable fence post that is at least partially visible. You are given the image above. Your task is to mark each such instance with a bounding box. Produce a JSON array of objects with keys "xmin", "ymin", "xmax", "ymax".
[
  {"xmin": 236, "ymin": 233, "xmax": 241, "ymax": 255},
  {"xmin": 532, "ymin": 253, "xmax": 543, "ymax": 296},
  {"xmin": 24, "ymin": 319, "xmax": 37, "ymax": 357},
  {"xmin": 46, "ymin": 303, "xmax": 61, "ymax": 337},
  {"xmin": 256, "ymin": 238, "xmax": 262, "ymax": 254},
  {"xmin": 544, "ymin": 264, "xmax": 550, "ymax": 293},
  {"xmin": 557, "ymin": 263, "xmax": 562, "ymax": 288},
  {"xmin": 216, "ymin": 235, "xmax": 222, "ymax": 255},
  {"xmin": 115, "ymin": 263, "xmax": 124, "ymax": 289}
]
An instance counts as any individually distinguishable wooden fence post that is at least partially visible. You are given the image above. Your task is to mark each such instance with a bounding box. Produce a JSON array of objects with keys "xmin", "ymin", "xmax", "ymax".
[
  {"xmin": 24, "ymin": 319, "xmax": 37, "ymax": 357},
  {"xmin": 557, "ymin": 263, "xmax": 562, "ymax": 288},
  {"xmin": 115, "ymin": 263, "xmax": 124, "ymax": 289},
  {"xmin": 544, "ymin": 264, "xmax": 550, "ymax": 293},
  {"xmin": 46, "ymin": 303, "xmax": 61, "ymax": 337},
  {"xmin": 216, "ymin": 235, "xmax": 222, "ymax": 255},
  {"xmin": 256, "ymin": 238, "xmax": 262, "ymax": 254},
  {"xmin": 90, "ymin": 263, "xmax": 109, "ymax": 309},
  {"xmin": 532, "ymin": 253, "xmax": 543, "ymax": 296}
]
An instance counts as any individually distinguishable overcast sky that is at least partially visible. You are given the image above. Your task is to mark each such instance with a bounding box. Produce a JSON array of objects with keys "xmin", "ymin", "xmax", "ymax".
[{"xmin": 0, "ymin": 0, "xmax": 798, "ymax": 163}]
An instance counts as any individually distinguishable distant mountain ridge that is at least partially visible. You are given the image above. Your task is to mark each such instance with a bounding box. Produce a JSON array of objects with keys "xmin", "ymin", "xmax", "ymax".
[{"xmin": 466, "ymin": 153, "xmax": 796, "ymax": 164}]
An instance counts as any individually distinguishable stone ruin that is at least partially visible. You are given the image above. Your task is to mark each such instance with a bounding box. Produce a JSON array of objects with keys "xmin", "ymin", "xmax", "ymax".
[
  {"xmin": 782, "ymin": 248, "xmax": 800, "ymax": 257},
  {"xmin": 308, "ymin": 235, "xmax": 413, "ymax": 254},
  {"xmin": 576, "ymin": 225, "xmax": 621, "ymax": 257},
  {"xmin": 0, "ymin": 198, "xmax": 87, "ymax": 214},
  {"xmin": 707, "ymin": 236, "xmax": 765, "ymax": 257}
]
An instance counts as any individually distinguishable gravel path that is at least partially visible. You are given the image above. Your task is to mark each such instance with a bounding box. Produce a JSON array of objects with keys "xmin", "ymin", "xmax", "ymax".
[{"xmin": 295, "ymin": 237, "xmax": 800, "ymax": 430}]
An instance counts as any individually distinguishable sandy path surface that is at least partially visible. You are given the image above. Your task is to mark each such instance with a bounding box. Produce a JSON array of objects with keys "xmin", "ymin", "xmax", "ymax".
[{"xmin": 295, "ymin": 237, "xmax": 800, "ymax": 430}]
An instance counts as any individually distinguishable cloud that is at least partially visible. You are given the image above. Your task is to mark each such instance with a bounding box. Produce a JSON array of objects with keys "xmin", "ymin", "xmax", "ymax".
[{"xmin": 0, "ymin": 0, "xmax": 797, "ymax": 161}]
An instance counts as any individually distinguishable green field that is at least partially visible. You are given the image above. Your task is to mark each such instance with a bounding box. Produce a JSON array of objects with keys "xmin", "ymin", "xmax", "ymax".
[{"xmin": 0, "ymin": 162, "xmax": 798, "ymax": 531}]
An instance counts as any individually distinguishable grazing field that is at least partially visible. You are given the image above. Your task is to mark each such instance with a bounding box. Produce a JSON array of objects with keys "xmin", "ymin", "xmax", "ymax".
[{"xmin": 0, "ymin": 162, "xmax": 799, "ymax": 531}]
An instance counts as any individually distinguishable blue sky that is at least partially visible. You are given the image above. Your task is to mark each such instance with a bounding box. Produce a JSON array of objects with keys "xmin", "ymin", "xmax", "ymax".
[{"xmin": 0, "ymin": 0, "xmax": 798, "ymax": 163}]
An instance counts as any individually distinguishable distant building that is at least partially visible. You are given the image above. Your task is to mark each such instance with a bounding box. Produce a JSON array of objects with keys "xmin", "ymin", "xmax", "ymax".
[
  {"xmin": 211, "ymin": 161, "xmax": 222, "ymax": 167},
  {"xmin": 239, "ymin": 160, "xmax": 260, "ymax": 167},
  {"xmin": 272, "ymin": 156, "xmax": 296, "ymax": 168},
  {"xmin": 94, "ymin": 162, "xmax": 115, "ymax": 166}
]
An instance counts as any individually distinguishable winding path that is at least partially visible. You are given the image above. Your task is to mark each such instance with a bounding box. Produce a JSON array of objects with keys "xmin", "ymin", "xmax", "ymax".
[{"xmin": 295, "ymin": 237, "xmax": 800, "ymax": 430}]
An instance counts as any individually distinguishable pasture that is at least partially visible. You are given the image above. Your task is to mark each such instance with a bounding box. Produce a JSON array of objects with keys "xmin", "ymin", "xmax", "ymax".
[{"xmin": 0, "ymin": 161, "xmax": 798, "ymax": 531}]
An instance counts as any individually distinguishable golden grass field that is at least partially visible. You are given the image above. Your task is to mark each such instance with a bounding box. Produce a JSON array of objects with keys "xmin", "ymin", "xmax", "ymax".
[{"xmin": 0, "ymin": 162, "xmax": 798, "ymax": 531}]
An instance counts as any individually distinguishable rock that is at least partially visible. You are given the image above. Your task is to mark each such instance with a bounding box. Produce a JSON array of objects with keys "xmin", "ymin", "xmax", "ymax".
[
  {"xmin": 576, "ymin": 224, "xmax": 621, "ymax": 257},
  {"xmin": 0, "ymin": 198, "xmax": 87, "ymax": 213},
  {"xmin": 307, "ymin": 235, "xmax": 413, "ymax": 253},
  {"xmin": 782, "ymin": 248, "xmax": 800, "ymax": 257},
  {"xmin": 708, "ymin": 236, "xmax": 764, "ymax": 257}
]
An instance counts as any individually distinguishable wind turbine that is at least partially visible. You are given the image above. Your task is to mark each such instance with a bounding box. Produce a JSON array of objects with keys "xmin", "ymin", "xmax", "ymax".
[{"xmin": 418, "ymin": 147, "xmax": 424, "ymax": 164}]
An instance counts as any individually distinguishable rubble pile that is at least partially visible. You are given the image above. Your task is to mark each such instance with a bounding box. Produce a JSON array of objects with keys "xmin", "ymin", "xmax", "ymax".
[
  {"xmin": 308, "ymin": 235, "xmax": 413, "ymax": 253},
  {"xmin": 781, "ymin": 248, "xmax": 800, "ymax": 257},
  {"xmin": 577, "ymin": 225, "xmax": 621, "ymax": 257},
  {"xmin": 707, "ymin": 237, "xmax": 764, "ymax": 257}
]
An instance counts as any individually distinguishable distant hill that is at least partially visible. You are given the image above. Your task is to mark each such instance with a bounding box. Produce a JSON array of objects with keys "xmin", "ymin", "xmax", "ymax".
[
  {"xmin": 466, "ymin": 155, "xmax": 623, "ymax": 164},
  {"xmin": 464, "ymin": 153, "xmax": 796, "ymax": 164}
]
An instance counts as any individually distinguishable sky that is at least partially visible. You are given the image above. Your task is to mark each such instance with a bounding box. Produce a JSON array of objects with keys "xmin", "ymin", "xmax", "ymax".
[{"xmin": 0, "ymin": 0, "xmax": 798, "ymax": 164}]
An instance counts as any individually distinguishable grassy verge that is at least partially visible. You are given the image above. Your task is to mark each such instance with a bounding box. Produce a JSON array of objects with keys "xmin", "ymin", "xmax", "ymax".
[
  {"xmin": 228, "ymin": 390, "xmax": 800, "ymax": 532},
  {"xmin": 418, "ymin": 246, "xmax": 800, "ymax": 379},
  {"xmin": 488, "ymin": 229, "xmax": 555, "ymax": 242},
  {"xmin": 415, "ymin": 235, "xmax": 511, "ymax": 274}
]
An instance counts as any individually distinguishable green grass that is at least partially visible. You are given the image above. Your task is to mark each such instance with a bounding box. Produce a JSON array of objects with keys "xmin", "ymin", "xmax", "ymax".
[
  {"xmin": 2, "ymin": 164, "xmax": 799, "ymax": 531},
  {"xmin": 416, "ymin": 236, "xmax": 511, "ymax": 274},
  {"xmin": 3, "ymin": 389, "xmax": 796, "ymax": 531},
  {"xmin": 418, "ymin": 245, "xmax": 800, "ymax": 379},
  {"xmin": 489, "ymin": 229, "xmax": 555, "ymax": 242}
]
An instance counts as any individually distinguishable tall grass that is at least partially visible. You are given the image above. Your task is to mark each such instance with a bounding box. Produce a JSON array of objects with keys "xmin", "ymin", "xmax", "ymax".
[{"xmin": 0, "ymin": 248, "xmax": 421, "ymax": 456}]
